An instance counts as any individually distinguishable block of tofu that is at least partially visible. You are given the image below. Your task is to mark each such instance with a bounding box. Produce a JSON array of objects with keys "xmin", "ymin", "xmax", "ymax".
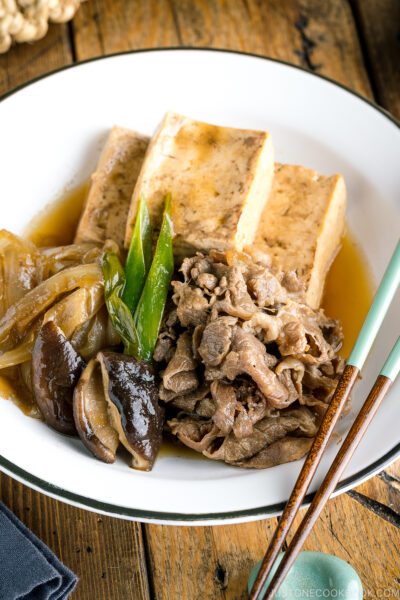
[
  {"xmin": 249, "ymin": 163, "xmax": 346, "ymax": 309},
  {"xmin": 75, "ymin": 126, "xmax": 149, "ymax": 249},
  {"xmin": 124, "ymin": 111, "xmax": 274, "ymax": 256}
]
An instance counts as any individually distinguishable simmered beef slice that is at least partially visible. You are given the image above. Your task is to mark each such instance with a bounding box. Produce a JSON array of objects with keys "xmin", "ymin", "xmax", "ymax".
[
  {"xmin": 198, "ymin": 317, "xmax": 236, "ymax": 366},
  {"xmin": 168, "ymin": 416, "xmax": 219, "ymax": 453},
  {"xmin": 162, "ymin": 332, "xmax": 198, "ymax": 396},
  {"xmin": 157, "ymin": 250, "xmax": 343, "ymax": 469},
  {"xmin": 220, "ymin": 328, "xmax": 290, "ymax": 408},
  {"xmin": 203, "ymin": 406, "xmax": 318, "ymax": 464},
  {"xmin": 210, "ymin": 381, "xmax": 237, "ymax": 435},
  {"xmin": 236, "ymin": 437, "xmax": 313, "ymax": 469}
]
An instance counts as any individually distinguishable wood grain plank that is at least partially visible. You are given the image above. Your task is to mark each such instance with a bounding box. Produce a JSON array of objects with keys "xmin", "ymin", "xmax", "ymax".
[
  {"xmin": 144, "ymin": 519, "xmax": 281, "ymax": 599},
  {"xmin": 0, "ymin": 472, "xmax": 151, "ymax": 600},
  {"xmin": 71, "ymin": 0, "xmax": 180, "ymax": 57},
  {"xmin": 352, "ymin": 462, "xmax": 400, "ymax": 517},
  {"xmin": 0, "ymin": 23, "xmax": 73, "ymax": 97},
  {"xmin": 351, "ymin": 0, "xmax": 400, "ymax": 119},
  {"xmin": 296, "ymin": 0, "xmax": 372, "ymax": 97},
  {"xmin": 72, "ymin": 0, "xmax": 373, "ymax": 98},
  {"xmin": 145, "ymin": 474, "xmax": 400, "ymax": 600},
  {"xmin": 287, "ymin": 491, "xmax": 400, "ymax": 598}
]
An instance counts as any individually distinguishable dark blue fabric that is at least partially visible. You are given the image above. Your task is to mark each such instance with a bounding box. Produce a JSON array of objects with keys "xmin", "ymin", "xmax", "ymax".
[{"xmin": 0, "ymin": 502, "xmax": 78, "ymax": 600}]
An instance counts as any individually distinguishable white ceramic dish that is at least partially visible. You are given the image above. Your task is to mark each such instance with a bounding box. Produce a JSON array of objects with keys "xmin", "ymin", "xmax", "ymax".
[{"xmin": 0, "ymin": 49, "xmax": 399, "ymax": 525}]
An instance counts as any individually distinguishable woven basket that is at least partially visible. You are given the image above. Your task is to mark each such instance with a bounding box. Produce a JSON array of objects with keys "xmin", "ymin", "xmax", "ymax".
[{"xmin": 0, "ymin": 0, "xmax": 83, "ymax": 53}]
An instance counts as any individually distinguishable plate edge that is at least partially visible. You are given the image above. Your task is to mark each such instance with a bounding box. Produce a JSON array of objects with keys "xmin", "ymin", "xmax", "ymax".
[
  {"xmin": 1, "ymin": 47, "xmax": 399, "ymax": 131},
  {"xmin": 1, "ymin": 441, "xmax": 399, "ymax": 524},
  {"xmin": 1, "ymin": 46, "xmax": 399, "ymax": 523}
]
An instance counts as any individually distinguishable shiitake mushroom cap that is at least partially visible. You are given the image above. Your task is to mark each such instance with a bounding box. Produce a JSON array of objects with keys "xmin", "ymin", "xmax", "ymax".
[
  {"xmin": 31, "ymin": 321, "xmax": 86, "ymax": 435},
  {"xmin": 98, "ymin": 351, "xmax": 164, "ymax": 471},
  {"xmin": 73, "ymin": 358, "xmax": 119, "ymax": 463},
  {"xmin": 73, "ymin": 350, "xmax": 164, "ymax": 471}
]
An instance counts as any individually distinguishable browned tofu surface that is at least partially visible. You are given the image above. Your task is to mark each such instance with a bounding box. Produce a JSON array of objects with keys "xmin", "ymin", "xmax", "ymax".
[
  {"xmin": 249, "ymin": 163, "xmax": 346, "ymax": 308},
  {"xmin": 75, "ymin": 126, "xmax": 149, "ymax": 250},
  {"xmin": 125, "ymin": 111, "xmax": 274, "ymax": 257}
]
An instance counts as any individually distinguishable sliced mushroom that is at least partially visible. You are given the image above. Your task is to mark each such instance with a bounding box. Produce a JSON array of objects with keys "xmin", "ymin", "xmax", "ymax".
[
  {"xmin": 73, "ymin": 350, "xmax": 164, "ymax": 471},
  {"xmin": 98, "ymin": 351, "xmax": 164, "ymax": 471},
  {"xmin": 31, "ymin": 321, "xmax": 86, "ymax": 434},
  {"xmin": 73, "ymin": 359, "xmax": 119, "ymax": 463}
]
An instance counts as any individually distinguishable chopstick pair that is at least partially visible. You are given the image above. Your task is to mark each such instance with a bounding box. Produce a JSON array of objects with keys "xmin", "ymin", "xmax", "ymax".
[{"xmin": 249, "ymin": 239, "xmax": 400, "ymax": 600}]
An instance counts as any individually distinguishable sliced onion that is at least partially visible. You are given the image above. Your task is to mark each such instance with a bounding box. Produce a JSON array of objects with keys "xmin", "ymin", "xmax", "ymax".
[
  {"xmin": 43, "ymin": 283, "xmax": 104, "ymax": 338},
  {"xmin": 41, "ymin": 243, "xmax": 102, "ymax": 277},
  {"xmin": 0, "ymin": 230, "xmax": 42, "ymax": 319},
  {"xmin": 0, "ymin": 327, "xmax": 37, "ymax": 368},
  {"xmin": 71, "ymin": 306, "xmax": 120, "ymax": 360},
  {"xmin": 0, "ymin": 263, "xmax": 103, "ymax": 345}
]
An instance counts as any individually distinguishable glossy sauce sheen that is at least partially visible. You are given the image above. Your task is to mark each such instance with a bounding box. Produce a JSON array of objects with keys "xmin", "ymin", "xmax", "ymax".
[
  {"xmin": 100, "ymin": 351, "xmax": 163, "ymax": 466},
  {"xmin": 25, "ymin": 181, "xmax": 90, "ymax": 247},
  {"xmin": 22, "ymin": 183, "xmax": 373, "ymax": 459},
  {"xmin": 322, "ymin": 229, "xmax": 374, "ymax": 359}
]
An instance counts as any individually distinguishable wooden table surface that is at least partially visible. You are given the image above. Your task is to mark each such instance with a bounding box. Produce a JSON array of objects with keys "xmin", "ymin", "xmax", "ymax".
[{"xmin": 0, "ymin": 1, "xmax": 399, "ymax": 598}]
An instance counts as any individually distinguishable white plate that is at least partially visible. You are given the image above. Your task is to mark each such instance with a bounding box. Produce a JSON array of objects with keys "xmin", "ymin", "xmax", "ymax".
[{"xmin": 0, "ymin": 49, "xmax": 399, "ymax": 525}]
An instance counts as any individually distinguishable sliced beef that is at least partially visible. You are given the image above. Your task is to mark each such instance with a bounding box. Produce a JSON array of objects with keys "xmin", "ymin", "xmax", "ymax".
[
  {"xmin": 172, "ymin": 282, "xmax": 209, "ymax": 326},
  {"xmin": 162, "ymin": 332, "xmax": 198, "ymax": 395},
  {"xmin": 153, "ymin": 332, "xmax": 175, "ymax": 363},
  {"xmin": 210, "ymin": 381, "xmax": 237, "ymax": 435},
  {"xmin": 198, "ymin": 316, "xmax": 236, "ymax": 366},
  {"xmin": 277, "ymin": 303, "xmax": 341, "ymax": 364},
  {"xmin": 168, "ymin": 416, "xmax": 219, "ymax": 452},
  {"xmin": 170, "ymin": 386, "xmax": 211, "ymax": 413},
  {"xmin": 237, "ymin": 437, "xmax": 313, "ymax": 468},
  {"xmin": 247, "ymin": 269, "xmax": 287, "ymax": 307},
  {"xmin": 232, "ymin": 406, "xmax": 253, "ymax": 439},
  {"xmin": 195, "ymin": 396, "xmax": 216, "ymax": 418},
  {"xmin": 157, "ymin": 250, "xmax": 343, "ymax": 470},
  {"xmin": 213, "ymin": 266, "xmax": 257, "ymax": 319},
  {"xmin": 242, "ymin": 312, "xmax": 282, "ymax": 343},
  {"xmin": 277, "ymin": 320, "xmax": 308, "ymax": 356},
  {"xmin": 275, "ymin": 357, "xmax": 305, "ymax": 404},
  {"xmin": 221, "ymin": 328, "xmax": 290, "ymax": 408},
  {"xmin": 281, "ymin": 270, "xmax": 306, "ymax": 295},
  {"xmin": 204, "ymin": 413, "xmax": 306, "ymax": 463}
]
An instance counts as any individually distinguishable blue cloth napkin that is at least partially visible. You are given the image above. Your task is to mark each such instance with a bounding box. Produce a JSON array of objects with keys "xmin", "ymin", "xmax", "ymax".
[{"xmin": 0, "ymin": 502, "xmax": 78, "ymax": 600}]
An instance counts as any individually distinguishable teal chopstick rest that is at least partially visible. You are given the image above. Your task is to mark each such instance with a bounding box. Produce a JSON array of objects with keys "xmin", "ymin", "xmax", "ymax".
[{"xmin": 248, "ymin": 551, "xmax": 363, "ymax": 599}]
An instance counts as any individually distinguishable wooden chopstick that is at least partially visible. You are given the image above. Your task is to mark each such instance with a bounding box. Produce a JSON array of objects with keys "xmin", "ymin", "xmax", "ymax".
[
  {"xmin": 249, "ymin": 239, "xmax": 400, "ymax": 600},
  {"xmin": 249, "ymin": 363, "xmax": 359, "ymax": 600},
  {"xmin": 261, "ymin": 336, "xmax": 400, "ymax": 600}
]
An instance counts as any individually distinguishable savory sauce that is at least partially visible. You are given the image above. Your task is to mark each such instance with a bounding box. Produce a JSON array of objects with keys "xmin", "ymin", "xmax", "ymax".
[
  {"xmin": 158, "ymin": 433, "xmax": 207, "ymax": 460},
  {"xmin": 25, "ymin": 181, "xmax": 90, "ymax": 247},
  {"xmin": 16, "ymin": 184, "xmax": 374, "ymax": 460},
  {"xmin": 0, "ymin": 373, "xmax": 41, "ymax": 418},
  {"xmin": 322, "ymin": 228, "xmax": 374, "ymax": 359}
]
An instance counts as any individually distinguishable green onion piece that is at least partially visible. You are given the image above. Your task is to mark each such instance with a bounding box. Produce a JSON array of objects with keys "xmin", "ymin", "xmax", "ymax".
[
  {"xmin": 134, "ymin": 194, "xmax": 174, "ymax": 362},
  {"xmin": 102, "ymin": 251, "xmax": 126, "ymax": 300},
  {"xmin": 102, "ymin": 251, "xmax": 142, "ymax": 360},
  {"xmin": 122, "ymin": 195, "xmax": 153, "ymax": 314},
  {"xmin": 105, "ymin": 292, "xmax": 143, "ymax": 359}
]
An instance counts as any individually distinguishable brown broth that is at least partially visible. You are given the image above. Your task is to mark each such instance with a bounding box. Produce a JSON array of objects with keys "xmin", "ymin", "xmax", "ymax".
[
  {"xmin": 24, "ymin": 181, "xmax": 89, "ymax": 247},
  {"xmin": 0, "ymin": 374, "xmax": 41, "ymax": 418},
  {"xmin": 8, "ymin": 187, "xmax": 374, "ymax": 459},
  {"xmin": 322, "ymin": 228, "xmax": 374, "ymax": 359},
  {"xmin": 158, "ymin": 433, "xmax": 207, "ymax": 460}
]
